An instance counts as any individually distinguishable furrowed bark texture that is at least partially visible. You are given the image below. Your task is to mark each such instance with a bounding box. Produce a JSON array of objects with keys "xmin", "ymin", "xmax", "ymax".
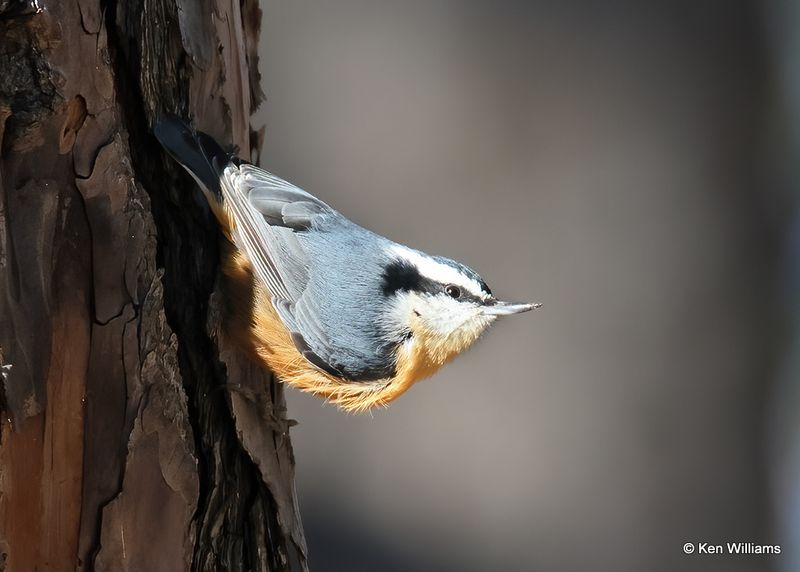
[{"xmin": 0, "ymin": 1, "xmax": 307, "ymax": 570}]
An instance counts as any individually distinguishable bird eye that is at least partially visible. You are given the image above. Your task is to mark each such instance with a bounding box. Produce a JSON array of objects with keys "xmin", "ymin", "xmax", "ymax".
[{"xmin": 445, "ymin": 285, "xmax": 461, "ymax": 299}]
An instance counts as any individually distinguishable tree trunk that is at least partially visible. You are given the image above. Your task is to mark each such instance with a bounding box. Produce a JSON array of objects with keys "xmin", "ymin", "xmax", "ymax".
[{"xmin": 0, "ymin": 1, "xmax": 307, "ymax": 570}]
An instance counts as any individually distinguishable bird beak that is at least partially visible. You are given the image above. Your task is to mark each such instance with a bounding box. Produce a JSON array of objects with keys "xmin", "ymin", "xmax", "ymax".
[{"xmin": 482, "ymin": 300, "xmax": 542, "ymax": 316}]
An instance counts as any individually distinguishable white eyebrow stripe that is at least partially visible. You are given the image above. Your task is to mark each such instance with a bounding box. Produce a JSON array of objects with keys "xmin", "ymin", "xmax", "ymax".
[{"xmin": 389, "ymin": 245, "xmax": 484, "ymax": 297}]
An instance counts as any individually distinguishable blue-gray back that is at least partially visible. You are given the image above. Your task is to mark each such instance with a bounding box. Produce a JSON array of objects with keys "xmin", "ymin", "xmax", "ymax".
[
  {"xmin": 219, "ymin": 163, "xmax": 402, "ymax": 380},
  {"xmin": 298, "ymin": 217, "xmax": 401, "ymax": 378}
]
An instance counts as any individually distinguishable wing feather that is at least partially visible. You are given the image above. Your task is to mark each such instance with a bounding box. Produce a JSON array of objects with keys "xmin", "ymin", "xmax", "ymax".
[{"xmin": 219, "ymin": 164, "xmax": 345, "ymax": 374}]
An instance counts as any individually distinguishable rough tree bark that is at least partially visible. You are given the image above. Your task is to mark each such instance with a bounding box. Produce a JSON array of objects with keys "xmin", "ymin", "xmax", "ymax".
[{"xmin": 0, "ymin": 1, "xmax": 307, "ymax": 570}]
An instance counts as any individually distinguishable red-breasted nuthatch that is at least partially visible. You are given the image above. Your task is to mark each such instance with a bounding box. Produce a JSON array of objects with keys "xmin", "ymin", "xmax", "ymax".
[{"xmin": 155, "ymin": 116, "xmax": 539, "ymax": 412}]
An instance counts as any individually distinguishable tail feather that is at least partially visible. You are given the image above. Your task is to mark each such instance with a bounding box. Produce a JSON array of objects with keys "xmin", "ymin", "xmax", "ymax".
[{"xmin": 154, "ymin": 115, "xmax": 231, "ymax": 201}]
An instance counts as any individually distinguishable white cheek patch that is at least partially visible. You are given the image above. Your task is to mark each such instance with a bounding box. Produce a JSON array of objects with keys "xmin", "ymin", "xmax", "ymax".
[
  {"xmin": 383, "ymin": 292, "xmax": 470, "ymax": 337},
  {"xmin": 389, "ymin": 245, "xmax": 487, "ymax": 299},
  {"xmin": 384, "ymin": 292, "xmax": 493, "ymax": 351},
  {"xmin": 381, "ymin": 291, "xmax": 416, "ymax": 337},
  {"xmin": 416, "ymin": 294, "xmax": 480, "ymax": 336}
]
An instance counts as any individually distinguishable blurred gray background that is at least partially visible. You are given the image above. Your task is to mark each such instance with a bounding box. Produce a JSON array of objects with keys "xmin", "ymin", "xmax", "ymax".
[{"xmin": 253, "ymin": 2, "xmax": 799, "ymax": 571}]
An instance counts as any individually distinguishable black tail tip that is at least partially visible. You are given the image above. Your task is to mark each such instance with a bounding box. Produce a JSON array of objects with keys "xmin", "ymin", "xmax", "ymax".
[
  {"xmin": 153, "ymin": 114, "xmax": 232, "ymax": 201},
  {"xmin": 154, "ymin": 113, "xmax": 191, "ymax": 134},
  {"xmin": 153, "ymin": 114, "xmax": 197, "ymax": 158}
]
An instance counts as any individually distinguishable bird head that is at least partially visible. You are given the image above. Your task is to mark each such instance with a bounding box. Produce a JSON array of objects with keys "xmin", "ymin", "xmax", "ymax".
[{"xmin": 381, "ymin": 246, "xmax": 538, "ymax": 366}]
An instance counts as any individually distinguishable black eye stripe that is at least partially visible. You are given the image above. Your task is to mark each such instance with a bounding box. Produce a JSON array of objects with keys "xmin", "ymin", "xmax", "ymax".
[
  {"xmin": 383, "ymin": 260, "xmax": 438, "ymax": 296},
  {"xmin": 444, "ymin": 284, "xmax": 487, "ymax": 304},
  {"xmin": 383, "ymin": 259, "xmax": 488, "ymax": 302}
]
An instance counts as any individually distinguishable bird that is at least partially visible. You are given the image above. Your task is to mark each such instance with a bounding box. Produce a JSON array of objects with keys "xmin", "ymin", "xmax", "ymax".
[{"xmin": 154, "ymin": 116, "xmax": 540, "ymax": 412}]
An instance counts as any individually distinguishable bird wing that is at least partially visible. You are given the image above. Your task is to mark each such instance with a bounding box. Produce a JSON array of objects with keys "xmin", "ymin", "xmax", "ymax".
[
  {"xmin": 219, "ymin": 163, "xmax": 345, "ymax": 375},
  {"xmin": 238, "ymin": 165, "xmax": 331, "ymax": 230},
  {"xmin": 154, "ymin": 116, "xmax": 352, "ymax": 375},
  {"xmin": 219, "ymin": 163, "xmax": 330, "ymax": 301}
]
